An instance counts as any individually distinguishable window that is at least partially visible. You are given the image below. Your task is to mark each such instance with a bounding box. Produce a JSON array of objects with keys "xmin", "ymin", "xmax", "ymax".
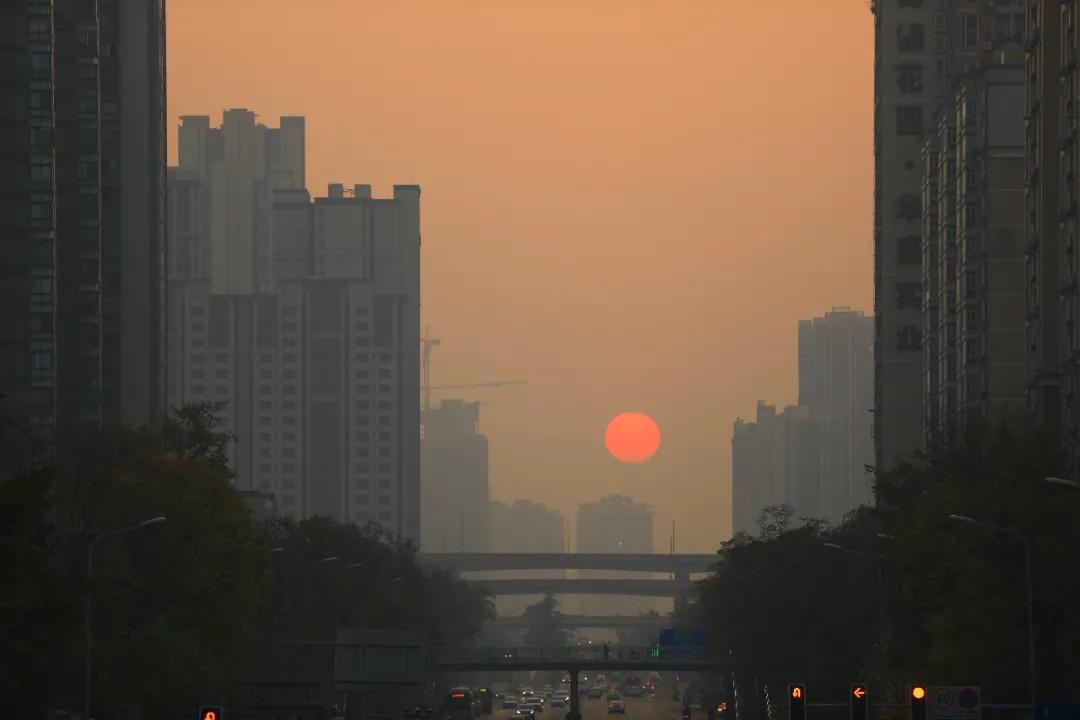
[
  {"xmin": 260, "ymin": 385, "xmax": 272, "ymax": 395},
  {"xmin": 379, "ymin": 495, "xmax": 391, "ymax": 506},
  {"xmin": 283, "ymin": 401, "xmax": 296, "ymax": 411},
  {"xmin": 897, "ymin": 23, "xmax": 925, "ymax": 52},
  {"xmin": 896, "ymin": 194, "xmax": 921, "ymax": 221},
  {"xmin": 379, "ymin": 447, "xmax": 391, "ymax": 458},
  {"xmin": 897, "ymin": 106, "xmax": 923, "ymax": 135},
  {"xmin": 379, "ymin": 511, "xmax": 391, "ymax": 521},
  {"xmin": 896, "ymin": 282, "xmax": 922, "ymax": 310},
  {"xmin": 283, "ymin": 416, "xmax": 296, "ymax": 426},
  {"xmin": 895, "ymin": 64, "xmax": 923, "ymax": 94},
  {"xmin": 379, "ymin": 478, "xmax": 391, "ymax": 489},
  {"xmin": 31, "ymin": 351, "xmax": 52, "ymax": 370},
  {"xmin": 260, "ymin": 433, "xmax": 273, "ymax": 442},
  {"xmin": 379, "ymin": 431, "xmax": 393, "ymax": 441},
  {"xmin": 214, "ymin": 385, "xmax": 228, "ymax": 395},
  {"xmin": 259, "ymin": 417, "xmax": 272, "ymax": 427},
  {"xmin": 898, "ymin": 325, "xmax": 923, "ymax": 351},
  {"xmin": 897, "ymin": 236, "xmax": 921, "ymax": 265},
  {"xmin": 356, "ymin": 400, "xmax": 370, "ymax": 411},
  {"xmin": 961, "ymin": 14, "xmax": 979, "ymax": 48},
  {"xmin": 378, "ymin": 463, "xmax": 392, "ymax": 472},
  {"xmin": 357, "ymin": 416, "xmax": 370, "ymax": 426}
]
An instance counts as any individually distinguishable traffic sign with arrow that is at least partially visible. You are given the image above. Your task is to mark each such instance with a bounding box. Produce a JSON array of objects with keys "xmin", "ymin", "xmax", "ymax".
[{"xmin": 850, "ymin": 684, "xmax": 868, "ymax": 720}]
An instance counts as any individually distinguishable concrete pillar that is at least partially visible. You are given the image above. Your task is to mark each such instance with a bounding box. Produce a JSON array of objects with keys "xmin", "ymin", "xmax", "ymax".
[{"xmin": 567, "ymin": 668, "xmax": 582, "ymax": 720}]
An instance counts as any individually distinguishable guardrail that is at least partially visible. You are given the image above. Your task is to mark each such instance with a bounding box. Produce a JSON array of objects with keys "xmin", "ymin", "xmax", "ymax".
[{"xmin": 427, "ymin": 645, "xmax": 718, "ymax": 667}]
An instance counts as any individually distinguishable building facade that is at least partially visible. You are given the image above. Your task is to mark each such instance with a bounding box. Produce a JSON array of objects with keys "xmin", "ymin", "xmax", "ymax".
[
  {"xmin": 486, "ymin": 499, "xmax": 565, "ymax": 617},
  {"xmin": 575, "ymin": 494, "xmax": 655, "ymax": 616},
  {"xmin": 1058, "ymin": 1, "xmax": 1080, "ymax": 474},
  {"xmin": 421, "ymin": 398, "xmax": 489, "ymax": 552},
  {"xmin": 873, "ymin": 0, "xmax": 1028, "ymax": 467},
  {"xmin": 1024, "ymin": 1, "xmax": 1063, "ymax": 440},
  {"xmin": 0, "ymin": 0, "xmax": 167, "ymax": 434},
  {"xmin": 167, "ymin": 111, "xmax": 421, "ymax": 538},
  {"xmin": 798, "ymin": 308, "xmax": 875, "ymax": 519}
]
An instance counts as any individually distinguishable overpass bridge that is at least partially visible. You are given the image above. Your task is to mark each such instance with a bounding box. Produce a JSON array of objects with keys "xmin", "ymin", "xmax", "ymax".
[
  {"xmin": 419, "ymin": 552, "xmax": 717, "ymax": 574},
  {"xmin": 419, "ymin": 553, "xmax": 716, "ymax": 605},
  {"xmin": 473, "ymin": 578, "xmax": 691, "ymax": 598},
  {"xmin": 488, "ymin": 614, "xmax": 668, "ymax": 630}
]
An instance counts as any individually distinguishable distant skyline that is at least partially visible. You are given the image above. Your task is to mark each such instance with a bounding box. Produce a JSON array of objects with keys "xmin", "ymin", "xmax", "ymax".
[{"xmin": 167, "ymin": 0, "xmax": 874, "ymax": 549}]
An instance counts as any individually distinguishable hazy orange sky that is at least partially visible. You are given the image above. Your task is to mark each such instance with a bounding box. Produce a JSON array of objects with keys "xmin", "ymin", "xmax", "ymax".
[{"xmin": 168, "ymin": 0, "xmax": 873, "ymax": 551}]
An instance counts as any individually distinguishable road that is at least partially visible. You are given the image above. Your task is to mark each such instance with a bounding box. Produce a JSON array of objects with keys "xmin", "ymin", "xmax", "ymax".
[{"xmin": 490, "ymin": 696, "xmax": 685, "ymax": 720}]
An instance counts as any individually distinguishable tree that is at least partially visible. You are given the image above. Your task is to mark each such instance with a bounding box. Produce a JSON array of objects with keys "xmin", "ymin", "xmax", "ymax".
[{"xmin": 522, "ymin": 594, "xmax": 571, "ymax": 648}]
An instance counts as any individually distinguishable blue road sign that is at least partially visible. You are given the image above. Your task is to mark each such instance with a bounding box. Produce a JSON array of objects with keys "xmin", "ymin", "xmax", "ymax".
[{"xmin": 658, "ymin": 628, "xmax": 706, "ymax": 647}]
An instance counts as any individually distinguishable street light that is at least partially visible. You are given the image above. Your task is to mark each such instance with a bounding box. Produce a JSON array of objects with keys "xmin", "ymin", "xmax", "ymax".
[
  {"xmin": 1044, "ymin": 476, "xmax": 1080, "ymax": 489},
  {"xmin": 318, "ymin": 555, "xmax": 339, "ymax": 565},
  {"xmin": 85, "ymin": 515, "xmax": 167, "ymax": 720},
  {"xmin": 821, "ymin": 542, "xmax": 887, "ymax": 649},
  {"xmin": 948, "ymin": 513, "xmax": 1035, "ymax": 705}
]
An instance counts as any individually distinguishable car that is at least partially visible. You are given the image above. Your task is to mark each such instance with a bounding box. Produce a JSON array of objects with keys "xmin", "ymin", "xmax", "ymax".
[
  {"xmin": 587, "ymin": 686, "xmax": 605, "ymax": 699},
  {"xmin": 550, "ymin": 696, "xmax": 568, "ymax": 708},
  {"xmin": 523, "ymin": 700, "xmax": 544, "ymax": 714},
  {"xmin": 608, "ymin": 700, "xmax": 626, "ymax": 715},
  {"xmin": 502, "ymin": 699, "xmax": 519, "ymax": 710},
  {"xmin": 606, "ymin": 693, "xmax": 622, "ymax": 702},
  {"xmin": 515, "ymin": 710, "xmax": 536, "ymax": 720},
  {"xmin": 625, "ymin": 687, "xmax": 643, "ymax": 698}
]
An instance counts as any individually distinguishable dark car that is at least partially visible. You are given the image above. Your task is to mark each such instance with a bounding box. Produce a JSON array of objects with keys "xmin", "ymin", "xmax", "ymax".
[{"xmin": 608, "ymin": 700, "xmax": 626, "ymax": 715}]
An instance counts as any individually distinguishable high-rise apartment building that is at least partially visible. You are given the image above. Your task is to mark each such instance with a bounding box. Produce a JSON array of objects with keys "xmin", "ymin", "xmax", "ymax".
[
  {"xmin": 732, "ymin": 309, "xmax": 871, "ymax": 534},
  {"xmin": 918, "ymin": 9, "xmax": 1026, "ymax": 441},
  {"xmin": 167, "ymin": 111, "xmax": 421, "ymax": 538},
  {"xmin": 575, "ymin": 495, "xmax": 655, "ymax": 616},
  {"xmin": 1025, "ymin": 1, "xmax": 1063, "ymax": 439},
  {"xmin": 1056, "ymin": 2, "xmax": 1080, "ymax": 473},
  {"xmin": 0, "ymin": 0, "xmax": 167, "ymax": 433},
  {"xmin": 798, "ymin": 308, "xmax": 875, "ymax": 518},
  {"xmin": 873, "ymin": 0, "xmax": 1027, "ymax": 467},
  {"xmin": 486, "ymin": 499, "xmax": 565, "ymax": 616},
  {"xmin": 421, "ymin": 399, "xmax": 489, "ymax": 552}
]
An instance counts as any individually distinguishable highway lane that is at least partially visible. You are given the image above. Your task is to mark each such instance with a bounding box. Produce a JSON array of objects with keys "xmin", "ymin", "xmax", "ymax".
[{"xmin": 489, "ymin": 695, "xmax": 684, "ymax": 720}]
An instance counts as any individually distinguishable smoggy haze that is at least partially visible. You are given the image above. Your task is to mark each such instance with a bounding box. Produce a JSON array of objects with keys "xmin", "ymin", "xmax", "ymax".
[{"xmin": 167, "ymin": 0, "xmax": 873, "ymax": 549}]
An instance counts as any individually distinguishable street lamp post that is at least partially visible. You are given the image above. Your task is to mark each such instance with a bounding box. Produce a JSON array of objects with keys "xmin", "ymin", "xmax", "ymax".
[
  {"xmin": 84, "ymin": 516, "xmax": 167, "ymax": 720},
  {"xmin": 948, "ymin": 514, "xmax": 1036, "ymax": 706},
  {"xmin": 1044, "ymin": 476, "xmax": 1080, "ymax": 490}
]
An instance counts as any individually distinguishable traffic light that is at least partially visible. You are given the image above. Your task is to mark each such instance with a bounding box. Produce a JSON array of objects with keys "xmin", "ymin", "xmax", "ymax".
[
  {"xmin": 198, "ymin": 708, "xmax": 223, "ymax": 720},
  {"xmin": 910, "ymin": 686, "xmax": 927, "ymax": 720},
  {"xmin": 850, "ymin": 685, "xmax": 868, "ymax": 720},
  {"xmin": 788, "ymin": 684, "xmax": 806, "ymax": 720}
]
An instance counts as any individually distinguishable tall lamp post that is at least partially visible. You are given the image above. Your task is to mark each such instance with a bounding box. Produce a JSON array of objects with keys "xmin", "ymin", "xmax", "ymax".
[
  {"xmin": 948, "ymin": 514, "xmax": 1035, "ymax": 706},
  {"xmin": 85, "ymin": 515, "xmax": 167, "ymax": 720}
]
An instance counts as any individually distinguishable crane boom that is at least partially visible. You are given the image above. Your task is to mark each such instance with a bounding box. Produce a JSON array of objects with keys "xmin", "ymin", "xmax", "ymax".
[{"xmin": 428, "ymin": 380, "xmax": 526, "ymax": 391}]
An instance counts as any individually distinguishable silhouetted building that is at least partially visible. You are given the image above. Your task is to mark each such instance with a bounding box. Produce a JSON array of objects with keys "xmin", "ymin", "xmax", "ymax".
[
  {"xmin": 167, "ymin": 110, "xmax": 421, "ymax": 539},
  {"xmin": 919, "ymin": 33, "xmax": 1026, "ymax": 442},
  {"xmin": 421, "ymin": 398, "xmax": 489, "ymax": 552},
  {"xmin": 0, "ymin": 0, "xmax": 167, "ymax": 433},
  {"xmin": 872, "ymin": 0, "xmax": 1027, "ymax": 468},
  {"xmin": 798, "ymin": 308, "xmax": 874, "ymax": 520},
  {"xmin": 1025, "ymin": 2, "xmax": 1063, "ymax": 445},
  {"xmin": 487, "ymin": 499, "xmax": 565, "ymax": 616},
  {"xmin": 575, "ymin": 494, "xmax": 654, "ymax": 616}
]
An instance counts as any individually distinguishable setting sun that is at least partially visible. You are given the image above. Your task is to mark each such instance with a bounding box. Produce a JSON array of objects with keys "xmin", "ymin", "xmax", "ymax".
[{"xmin": 605, "ymin": 412, "xmax": 661, "ymax": 464}]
